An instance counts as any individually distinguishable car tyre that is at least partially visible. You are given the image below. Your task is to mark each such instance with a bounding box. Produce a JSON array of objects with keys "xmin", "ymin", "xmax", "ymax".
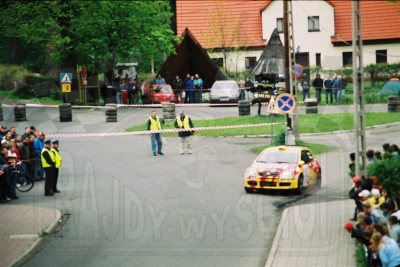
[
  {"xmin": 317, "ymin": 171, "xmax": 322, "ymax": 188},
  {"xmin": 296, "ymin": 175, "xmax": 304, "ymax": 195},
  {"xmin": 244, "ymin": 187, "xmax": 254, "ymax": 194}
]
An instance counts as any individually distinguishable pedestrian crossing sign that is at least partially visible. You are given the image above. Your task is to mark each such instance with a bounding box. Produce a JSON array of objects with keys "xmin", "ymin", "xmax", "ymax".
[
  {"xmin": 61, "ymin": 83, "xmax": 71, "ymax": 93},
  {"xmin": 266, "ymin": 95, "xmax": 281, "ymax": 114},
  {"xmin": 60, "ymin": 73, "xmax": 72, "ymax": 84}
]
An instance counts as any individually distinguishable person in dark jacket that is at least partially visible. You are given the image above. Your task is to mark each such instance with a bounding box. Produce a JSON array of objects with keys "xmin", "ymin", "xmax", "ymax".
[
  {"xmin": 312, "ymin": 74, "xmax": 324, "ymax": 104},
  {"xmin": 324, "ymin": 75, "xmax": 334, "ymax": 104},
  {"xmin": 174, "ymin": 111, "xmax": 194, "ymax": 155},
  {"xmin": 172, "ymin": 75, "xmax": 184, "ymax": 102}
]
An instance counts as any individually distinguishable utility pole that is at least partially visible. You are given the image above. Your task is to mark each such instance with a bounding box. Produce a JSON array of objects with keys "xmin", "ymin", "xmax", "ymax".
[
  {"xmin": 352, "ymin": 0, "xmax": 367, "ymax": 177},
  {"xmin": 283, "ymin": 0, "xmax": 298, "ymax": 144}
]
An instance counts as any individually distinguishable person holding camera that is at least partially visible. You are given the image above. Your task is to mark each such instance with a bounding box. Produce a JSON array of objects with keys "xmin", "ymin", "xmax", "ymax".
[{"xmin": 174, "ymin": 111, "xmax": 194, "ymax": 155}]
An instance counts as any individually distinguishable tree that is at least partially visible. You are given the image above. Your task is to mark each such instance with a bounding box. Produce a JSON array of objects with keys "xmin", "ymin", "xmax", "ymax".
[
  {"xmin": 200, "ymin": 1, "xmax": 248, "ymax": 76},
  {"xmin": 0, "ymin": 1, "xmax": 176, "ymax": 75}
]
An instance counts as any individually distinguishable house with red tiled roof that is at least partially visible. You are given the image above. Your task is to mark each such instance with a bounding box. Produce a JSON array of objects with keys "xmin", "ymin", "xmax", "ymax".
[{"xmin": 175, "ymin": 0, "xmax": 400, "ymax": 72}]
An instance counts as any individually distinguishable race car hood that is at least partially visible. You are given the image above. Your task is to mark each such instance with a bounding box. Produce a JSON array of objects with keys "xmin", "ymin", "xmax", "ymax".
[{"xmin": 250, "ymin": 162, "xmax": 297, "ymax": 175}]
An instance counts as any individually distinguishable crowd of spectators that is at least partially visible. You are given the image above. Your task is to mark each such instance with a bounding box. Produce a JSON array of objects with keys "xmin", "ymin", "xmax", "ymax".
[
  {"xmin": 0, "ymin": 125, "xmax": 45, "ymax": 203},
  {"xmin": 345, "ymin": 143, "xmax": 400, "ymax": 267}
]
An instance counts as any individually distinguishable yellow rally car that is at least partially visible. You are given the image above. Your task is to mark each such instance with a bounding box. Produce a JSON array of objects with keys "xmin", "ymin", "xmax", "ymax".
[{"xmin": 244, "ymin": 146, "xmax": 321, "ymax": 194}]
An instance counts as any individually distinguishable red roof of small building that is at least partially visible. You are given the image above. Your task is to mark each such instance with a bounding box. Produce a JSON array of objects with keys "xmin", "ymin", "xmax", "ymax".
[
  {"xmin": 329, "ymin": 0, "xmax": 400, "ymax": 43},
  {"xmin": 176, "ymin": 0, "xmax": 267, "ymax": 49},
  {"xmin": 176, "ymin": 0, "xmax": 400, "ymax": 48}
]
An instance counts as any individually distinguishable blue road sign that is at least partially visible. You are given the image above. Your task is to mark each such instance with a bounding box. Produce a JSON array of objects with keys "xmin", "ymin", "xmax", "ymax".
[
  {"xmin": 276, "ymin": 93, "xmax": 296, "ymax": 113},
  {"xmin": 60, "ymin": 73, "xmax": 72, "ymax": 84}
]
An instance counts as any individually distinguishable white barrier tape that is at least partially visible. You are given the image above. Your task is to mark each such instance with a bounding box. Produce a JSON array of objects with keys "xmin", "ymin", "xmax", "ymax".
[
  {"xmin": 1, "ymin": 102, "xmax": 268, "ymax": 109},
  {"xmin": 45, "ymin": 122, "xmax": 282, "ymax": 139}
]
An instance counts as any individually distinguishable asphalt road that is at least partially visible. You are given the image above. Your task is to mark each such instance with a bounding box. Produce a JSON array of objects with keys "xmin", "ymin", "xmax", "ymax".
[{"xmin": 2, "ymin": 104, "xmax": 396, "ymax": 267}]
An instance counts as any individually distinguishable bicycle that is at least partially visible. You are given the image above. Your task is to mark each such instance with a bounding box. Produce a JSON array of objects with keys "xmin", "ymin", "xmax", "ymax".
[{"xmin": 14, "ymin": 161, "xmax": 35, "ymax": 192}]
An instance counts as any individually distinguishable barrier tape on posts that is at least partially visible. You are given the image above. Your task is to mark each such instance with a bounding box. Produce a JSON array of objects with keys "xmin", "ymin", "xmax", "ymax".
[
  {"xmin": 46, "ymin": 122, "xmax": 282, "ymax": 139},
  {"xmin": 2, "ymin": 102, "xmax": 269, "ymax": 109}
]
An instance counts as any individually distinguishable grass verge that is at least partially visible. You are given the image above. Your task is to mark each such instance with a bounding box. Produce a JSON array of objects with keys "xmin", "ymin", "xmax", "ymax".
[
  {"xmin": 249, "ymin": 140, "xmax": 336, "ymax": 155},
  {"xmin": 126, "ymin": 112, "xmax": 400, "ymax": 137}
]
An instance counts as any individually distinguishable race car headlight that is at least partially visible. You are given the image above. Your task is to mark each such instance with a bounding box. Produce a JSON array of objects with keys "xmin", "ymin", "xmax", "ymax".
[
  {"xmin": 280, "ymin": 170, "xmax": 294, "ymax": 180},
  {"xmin": 246, "ymin": 169, "xmax": 257, "ymax": 180}
]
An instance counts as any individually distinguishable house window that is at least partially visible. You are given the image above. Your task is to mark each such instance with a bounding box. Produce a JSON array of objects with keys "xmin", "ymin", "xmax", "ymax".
[
  {"xmin": 212, "ymin": 58, "xmax": 224, "ymax": 68},
  {"xmin": 308, "ymin": 16, "xmax": 320, "ymax": 32},
  {"xmin": 342, "ymin": 52, "xmax": 352, "ymax": 67},
  {"xmin": 245, "ymin": 57, "xmax": 257, "ymax": 69},
  {"xmin": 276, "ymin": 18, "xmax": 283, "ymax": 33},
  {"xmin": 376, "ymin": 50, "xmax": 387, "ymax": 63},
  {"xmin": 316, "ymin": 53, "xmax": 321, "ymax": 67}
]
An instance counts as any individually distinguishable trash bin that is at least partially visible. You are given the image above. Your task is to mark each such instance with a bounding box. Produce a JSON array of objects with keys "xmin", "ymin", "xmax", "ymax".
[
  {"xmin": 238, "ymin": 100, "xmax": 251, "ymax": 116},
  {"xmin": 59, "ymin": 103, "xmax": 72, "ymax": 122},
  {"xmin": 388, "ymin": 95, "xmax": 400, "ymax": 112},
  {"xmin": 162, "ymin": 102, "xmax": 176, "ymax": 120},
  {"xmin": 105, "ymin": 104, "xmax": 117, "ymax": 122},
  {"xmin": 14, "ymin": 103, "xmax": 27, "ymax": 121},
  {"xmin": 304, "ymin": 98, "xmax": 318, "ymax": 114}
]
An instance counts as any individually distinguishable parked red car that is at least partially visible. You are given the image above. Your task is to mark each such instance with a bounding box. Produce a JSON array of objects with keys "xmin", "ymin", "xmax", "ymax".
[{"xmin": 150, "ymin": 84, "xmax": 177, "ymax": 104}]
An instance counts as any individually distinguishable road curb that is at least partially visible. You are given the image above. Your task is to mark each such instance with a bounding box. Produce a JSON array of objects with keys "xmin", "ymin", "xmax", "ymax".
[
  {"xmin": 264, "ymin": 207, "xmax": 289, "ymax": 267},
  {"xmin": 10, "ymin": 209, "xmax": 62, "ymax": 267}
]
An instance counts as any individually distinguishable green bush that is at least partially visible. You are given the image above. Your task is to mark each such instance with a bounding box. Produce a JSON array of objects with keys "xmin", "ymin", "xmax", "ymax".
[
  {"xmin": 367, "ymin": 156, "xmax": 400, "ymax": 198},
  {"xmin": 273, "ymin": 130, "xmax": 286, "ymax": 145}
]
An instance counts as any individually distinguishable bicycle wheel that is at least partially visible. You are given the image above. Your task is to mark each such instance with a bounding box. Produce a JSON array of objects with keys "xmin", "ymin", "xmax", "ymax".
[{"xmin": 16, "ymin": 171, "xmax": 35, "ymax": 192}]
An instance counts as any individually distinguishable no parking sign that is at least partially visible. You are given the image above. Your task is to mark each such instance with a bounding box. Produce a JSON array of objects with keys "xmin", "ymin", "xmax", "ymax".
[
  {"xmin": 276, "ymin": 93, "xmax": 296, "ymax": 113},
  {"xmin": 294, "ymin": 64, "xmax": 304, "ymax": 79}
]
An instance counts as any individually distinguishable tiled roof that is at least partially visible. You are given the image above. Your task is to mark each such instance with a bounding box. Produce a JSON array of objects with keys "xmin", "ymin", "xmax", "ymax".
[
  {"xmin": 176, "ymin": 0, "xmax": 267, "ymax": 48},
  {"xmin": 176, "ymin": 1, "xmax": 400, "ymax": 49},
  {"xmin": 330, "ymin": 0, "xmax": 400, "ymax": 43}
]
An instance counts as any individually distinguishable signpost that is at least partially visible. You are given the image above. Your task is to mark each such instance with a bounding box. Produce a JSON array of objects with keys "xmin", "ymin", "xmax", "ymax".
[
  {"xmin": 266, "ymin": 96, "xmax": 282, "ymax": 144},
  {"xmin": 60, "ymin": 72, "xmax": 72, "ymax": 103}
]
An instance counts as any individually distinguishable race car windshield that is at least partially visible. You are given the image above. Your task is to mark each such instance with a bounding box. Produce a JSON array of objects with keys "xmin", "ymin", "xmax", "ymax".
[{"xmin": 257, "ymin": 152, "xmax": 298, "ymax": 163}]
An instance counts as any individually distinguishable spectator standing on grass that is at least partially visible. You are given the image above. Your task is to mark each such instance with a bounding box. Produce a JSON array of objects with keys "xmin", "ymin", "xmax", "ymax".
[
  {"xmin": 312, "ymin": 73, "xmax": 323, "ymax": 104},
  {"xmin": 183, "ymin": 73, "xmax": 191, "ymax": 103},
  {"xmin": 335, "ymin": 74, "xmax": 347, "ymax": 104},
  {"xmin": 141, "ymin": 80, "xmax": 150, "ymax": 104},
  {"xmin": 128, "ymin": 79, "xmax": 139, "ymax": 104},
  {"xmin": 187, "ymin": 75, "xmax": 195, "ymax": 104},
  {"xmin": 194, "ymin": 74, "xmax": 203, "ymax": 103},
  {"xmin": 154, "ymin": 73, "xmax": 166, "ymax": 85},
  {"xmin": 300, "ymin": 73, "xmax": 311, "ymax": 102},
  {"xmin": 324, "ymin": 75, "xmax": 334, "ymax": 104},
  {"xmin": 172, "ymin": 75, "xmax": 184, "ymax": 102}
]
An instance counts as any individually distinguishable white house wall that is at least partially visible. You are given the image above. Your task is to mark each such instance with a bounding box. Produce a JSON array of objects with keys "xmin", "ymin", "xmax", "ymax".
[{"xmin": 209, "ymin": 0, "xmax": 400, "ymax": 72}]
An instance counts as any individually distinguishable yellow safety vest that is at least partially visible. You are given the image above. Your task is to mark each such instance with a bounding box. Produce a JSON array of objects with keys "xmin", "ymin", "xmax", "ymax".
[
  {"xmin": 176, "ymin": 116, "xmax": 190, "ymax": 129},
  {"xmin": 41, "ymin": 147, "xmax": 55, "ymax": 168},
  {"xmin": 149, "ymin": 116, "xmax": 161, "ymax": 131},
  {"xmin": 51, "ymin": 147, "xmax": 62, "ymax": 168}
]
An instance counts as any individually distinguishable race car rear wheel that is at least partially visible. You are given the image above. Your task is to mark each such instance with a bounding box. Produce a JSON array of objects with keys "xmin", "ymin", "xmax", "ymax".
[
  {"xmin": 296, "ymin": 175, "xmax": 304, "ymax": 195},
  {"xmin": 244, "ymin": 187, "xmax": 254, "ymax": 194}
]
